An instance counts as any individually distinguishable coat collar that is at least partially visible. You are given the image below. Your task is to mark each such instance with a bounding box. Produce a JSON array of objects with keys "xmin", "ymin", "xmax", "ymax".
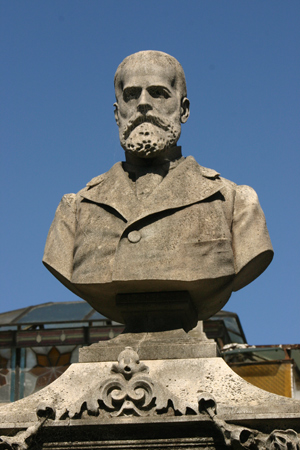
[{"xmin": 81, "ymin": 156, "xmax": 223, "ymax": 224}]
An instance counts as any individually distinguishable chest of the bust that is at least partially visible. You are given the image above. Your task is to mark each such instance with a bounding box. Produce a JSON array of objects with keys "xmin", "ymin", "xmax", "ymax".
[
  {"xmin": 76, "ymin": 190, "xmax": 232, "ymax": 238},
  {"xmin": 72, "ymin": 191, "xmax": 235, "ymax": 283}
]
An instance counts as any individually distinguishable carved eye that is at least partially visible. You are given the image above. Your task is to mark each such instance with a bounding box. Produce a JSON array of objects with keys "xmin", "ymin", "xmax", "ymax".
[
  {"xmin": 123, "ymin": 87, "xmax": 141, "ymax": 102},
  {"xmin": 148, "ymin": 86, "xmax": 170, "ymax": 99}
]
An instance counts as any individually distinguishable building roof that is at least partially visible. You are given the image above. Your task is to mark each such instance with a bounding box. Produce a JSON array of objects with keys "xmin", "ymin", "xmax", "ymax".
[
  {"xmin": 0, "ymin": 301, "xmax": 246, "ymax": 342},
  {"xmin": 0, "ymin": 301, "xmax": 108, "ymax": 329}
]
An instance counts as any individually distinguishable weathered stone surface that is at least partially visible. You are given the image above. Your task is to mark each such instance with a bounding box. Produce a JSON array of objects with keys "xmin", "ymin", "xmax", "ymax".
[
  {"xmin": 43, "ymin": 50, "xmax": 273, "ymax": 325},
  {"xmin": 1, "ymin": 356, "xmax": 299, "ymax": 427},
  {"xmin": 79, "ymin": 327, "xmax": 218, "ymax": 362},
  {"xmin": 0, "ymin": 353, "xmax": 299, "ymax": 449}
]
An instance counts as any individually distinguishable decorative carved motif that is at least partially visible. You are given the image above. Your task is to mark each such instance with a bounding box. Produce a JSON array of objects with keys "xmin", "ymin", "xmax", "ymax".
[
  {"xmin": 0, "ymin": 423, "xmax": 40, "ymax": 450},
  {"xmin": 266, "ymin": 429, "xmax": 300, "ymax": 450},
  {"xmin": 0, "ymin": 409, "xmax": 54, "ymax": 450},
  {"xmin": 200, "ymin": 399, "xmax": 300, "ymax": 450},
  {"xmin": 111, "ymin": 346, "xmax": 149, "ymax": 378},
  {"xmin": 36, "ymin": 347, "xmax": 207, "ymax": 420},
  {"xmin": 98, "ymin": 347, "xmax": 223, "ymax": 418},
  {"xmin": 100, "ymin": 347, "xmax": 154, "ymax": 416}
]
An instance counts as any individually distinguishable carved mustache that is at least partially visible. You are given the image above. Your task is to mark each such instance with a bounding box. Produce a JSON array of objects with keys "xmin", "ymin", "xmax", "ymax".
[{"xmin": 122, "ymin": 114, "xmax": 170, "ymax": 140}]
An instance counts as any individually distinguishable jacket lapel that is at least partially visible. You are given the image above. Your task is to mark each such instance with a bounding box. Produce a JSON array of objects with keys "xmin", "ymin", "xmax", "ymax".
[
  {"xmin": 80, "ymin": 157, "xmax": 223, "ymax": 224},
  {"xmin": 81, "ymin": 162, "xmax": 142, "ymax": 222}
]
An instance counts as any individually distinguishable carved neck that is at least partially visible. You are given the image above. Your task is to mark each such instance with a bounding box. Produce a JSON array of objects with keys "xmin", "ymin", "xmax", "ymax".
[{"xmin": 124, "ymin": 146, "xmax": 182, "ymax": 167}]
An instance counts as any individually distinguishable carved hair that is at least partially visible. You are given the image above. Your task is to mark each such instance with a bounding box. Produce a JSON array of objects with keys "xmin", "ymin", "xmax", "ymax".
[{"xmin": 114, "ymin": 50, "xmax": 187, "ymax": 98}]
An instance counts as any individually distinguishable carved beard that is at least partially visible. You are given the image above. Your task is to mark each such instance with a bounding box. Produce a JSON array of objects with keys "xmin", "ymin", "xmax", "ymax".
[{"xmin": 119, "ymin": 116, "xmax": 181, "ymax": 158}]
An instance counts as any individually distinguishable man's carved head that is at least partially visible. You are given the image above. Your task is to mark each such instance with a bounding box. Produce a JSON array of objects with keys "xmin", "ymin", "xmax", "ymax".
[{"xmin": 114, "ymin": 51, "xmax": 190, "ymax": 158}]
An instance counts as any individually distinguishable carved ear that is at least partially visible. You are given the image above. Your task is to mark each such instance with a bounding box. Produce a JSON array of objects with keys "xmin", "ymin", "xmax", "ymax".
[
  {"xmin": 114, "ymin": 102, "xmax": 120, "ymax": 126},
  {"xmin": 180, "ymin": 97, "xmax": 190, "ymax": 123}
]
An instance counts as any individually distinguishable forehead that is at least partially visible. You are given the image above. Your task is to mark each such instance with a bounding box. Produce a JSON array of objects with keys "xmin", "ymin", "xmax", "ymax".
[{"xmin": 119, "ymin": 62, "xmax": 178, "ymax": 90}]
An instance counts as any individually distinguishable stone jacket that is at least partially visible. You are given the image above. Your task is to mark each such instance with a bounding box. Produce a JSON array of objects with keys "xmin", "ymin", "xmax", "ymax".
[{"xmin": 43, "ymin": 156, "xmax": 273, "ymax": 322}]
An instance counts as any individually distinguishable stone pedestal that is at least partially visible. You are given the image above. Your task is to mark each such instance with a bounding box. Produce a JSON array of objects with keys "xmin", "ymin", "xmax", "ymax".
[
  {"xmin": 0, "ymin": 347, "xmax": 299, "ymax": 450},
  {"xmin": 79, "ymin": 292, "xmax": 217, "ymax": 362},
  {"xmin": 79, "ymin": 326, "xmax": 218, "ymax": 362}
]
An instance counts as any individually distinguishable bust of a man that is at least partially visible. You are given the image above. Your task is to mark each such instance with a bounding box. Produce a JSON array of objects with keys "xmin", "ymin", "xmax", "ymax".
[{"xmin": 43, "ymin": 50, "xmax": 273, "ymax": 324}]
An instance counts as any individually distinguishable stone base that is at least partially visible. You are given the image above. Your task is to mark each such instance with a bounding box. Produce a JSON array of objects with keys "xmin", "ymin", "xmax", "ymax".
[
  {"xmin": 79, "ymin": 325, "xmax": 218, "ymax": 362},
  {"xmin": 0, "ymin": 352, "xmax": 299, "ymax": 450},
  {"xmin": 79, "ymin": 293, "xmax": 218, "ymax": 362}
]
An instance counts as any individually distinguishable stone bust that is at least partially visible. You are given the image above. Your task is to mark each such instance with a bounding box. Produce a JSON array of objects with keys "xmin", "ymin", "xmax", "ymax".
[{"xmin": 43, "ymin": 50, "xmax": 273, "ymax": 324}]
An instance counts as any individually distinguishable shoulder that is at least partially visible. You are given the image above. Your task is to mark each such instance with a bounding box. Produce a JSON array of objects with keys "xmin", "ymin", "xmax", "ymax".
[
  {"xmin": 68, "ymin": 174, "xmax": 105, "ymax": 198},
  {"xmin": 199, "ymin": 165, "xmax": 220, "ymax": 180},
  {"xmin": 185, "ymin": 156, "xmax": 221, "ymax": 180},
  {"xmin": 82, "ymin": 161, "xmax": 123, "ymax": 192},
  {"xmin": 187, "ymin": 158, "xmax": 260, "ymax": 204},
  {"xmin": 234, "ymin": 184, "xmax": 259, "ymax": 202},
  {"xmin": 60, "ymin": 192, "xmax": 77, "ymax": 204},
  {"xmin": 186, "ymin": 157, "xmax": 232, "ymax": 183},
  {"xmin": 189, "ymin": 157, "xmax": 237, "ymax": 191},
  {"xmin": 85, "ymin": 174, "xmax": 105, "ymax": 189},
  {"xmin": 218, "ymin": 178, "xmax": 260, "ymax": 206},
  {"xmin": 55, "ymin": 193, "xmax": 77, "ymax": 214}
]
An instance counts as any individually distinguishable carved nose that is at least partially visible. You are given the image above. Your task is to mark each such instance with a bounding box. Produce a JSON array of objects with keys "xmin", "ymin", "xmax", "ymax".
[
  {"xmin": 137, "ymin": 103, "xmax": 152, "ymax": 115},
  {"xmin": 137, "ymin": 90, "xmax": 153, "ymax": 115}
]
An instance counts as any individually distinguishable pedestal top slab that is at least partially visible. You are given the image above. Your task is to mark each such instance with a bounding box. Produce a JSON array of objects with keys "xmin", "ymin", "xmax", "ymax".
[{"xmin": 0, "ymin": 357, "xmax": 299, "ymax": 429}]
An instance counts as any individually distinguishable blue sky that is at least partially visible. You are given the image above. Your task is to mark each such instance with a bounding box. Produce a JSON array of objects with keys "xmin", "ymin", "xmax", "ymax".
[{"xmin": 1, "ymin": 0, "xmax": 299, "ymax": 345}]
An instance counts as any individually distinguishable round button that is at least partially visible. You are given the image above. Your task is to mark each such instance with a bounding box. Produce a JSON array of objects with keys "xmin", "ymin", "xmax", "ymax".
[{"xmin": 128, "ymin": 230, "xmax": 141, "ymax": 243}]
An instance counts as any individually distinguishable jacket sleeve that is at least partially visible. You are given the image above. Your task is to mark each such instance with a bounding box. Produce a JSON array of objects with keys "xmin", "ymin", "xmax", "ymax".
[
  {"xmin": 232, "ymin": 185, "xmax": 274, "ymax": 291},
  {"xmin": 43, "ymin": 193, "xmax": 82, "ymax": 297}
]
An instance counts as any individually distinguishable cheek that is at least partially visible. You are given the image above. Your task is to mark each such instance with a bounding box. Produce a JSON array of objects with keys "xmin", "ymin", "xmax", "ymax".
[
  {"xmin": 119, "ymin": 102, "xmax": 136, "ymax": 120},
  {"xmin": 156, "ymin": 99, "xmax": 180, "ymax": 116}
]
